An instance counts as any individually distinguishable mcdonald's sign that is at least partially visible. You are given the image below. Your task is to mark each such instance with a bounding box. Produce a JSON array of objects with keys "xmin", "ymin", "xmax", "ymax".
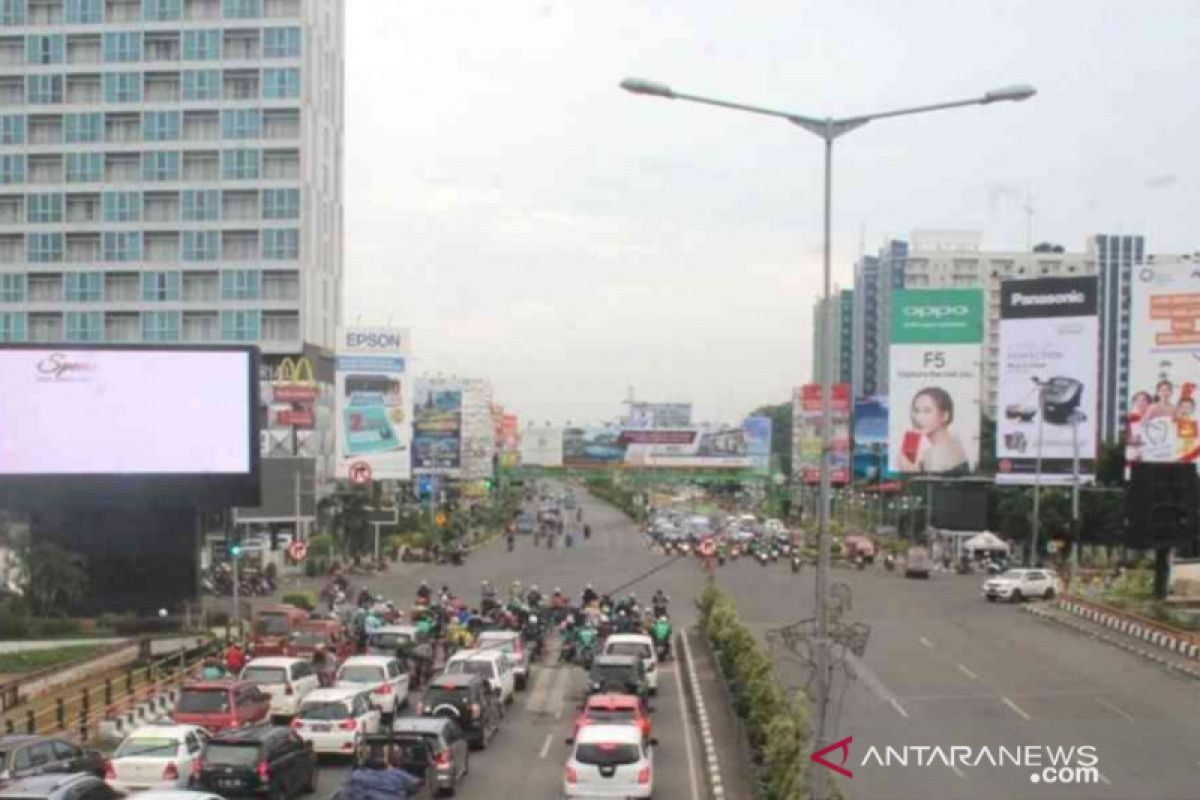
[{"xmin": 273, "ymin": 357, "xmax": 319, "ymax": 402}]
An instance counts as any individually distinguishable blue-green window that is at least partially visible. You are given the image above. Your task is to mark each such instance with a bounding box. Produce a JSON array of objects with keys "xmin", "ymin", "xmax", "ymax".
[
  {"xmin": 182, "ymin": 70, "xmax": 221, "ymax": 100},
  {"xmin": 142, "ymin": 270, "xmax": 180, "ymax": 301},
  {"xmin": 182, "ymin": 29, "xmax": 220, "ymax": 61},
  {"xmin": 222, "ymin": 0, "xmax": 260, "ymax": 19},
  {"xmin": 221, "ymin": 109, "xmax": 260, "ymax": 139},
  {"xmin": 262, "ymin": 228, "xmax": 298, "ymax": 260},
  {"xmin": 65, "ymin": 311, "xmax": 102, "ymax": 342},
  {"xmin": 221, "ymin": 148, "xmax": 259, "ymax": 179},
  {"xmin": 142, "ymin": 0, "xmax": 180, "ymax": 21},
  {"xmin": 0, "ymin": 155, "xmax": 24, "ymax": 184},
  {"xmin": 103, "ymin": 231, "xmax": 141, "ymax": 262},
  {"xmin": 103, "ymin": 191, "xmax": 141, "ymax": 222},
  {"xmin": 103, "ymin": 72, "xmax": 142, "ymax": 103},
  {"xmin": 66, "ymin": 0, "xmax": 102, "ymax": 23},
  {"xmin": 0, "ymin": 274, "xmax": 25, "ymax": 302},
  {"xmin": 103, "ymin": 32, "xmax": 141, "ymax": 63},
  {"xmin": 263, "ymin": 27, "xmax": 300, "ymax": 58},
  {"xmin": 66, "ymin": 152, "xmax": 102, "ymax": 183},
  {"xmin": 0, "ymin": 1, "xmax": 26, "ymax": 26},
  {"xmin": 64, "ymin": 113, "xmax": 102, "ymax": 143},
  {"xmin": 65, "ymin": 271, "xmax": 102, "ymax": 302},
  {"xmin": 262, "ymin": 188, "xmax": 298, "ymax": 220},
  {"xmin": 0, "ymin": 115, "xmax": 23, "ymax": 145},
  {"xmin": 27, "ymin": 75, "xmax": 63, "ymax": 104},
  {"xmin": 221, "ymin": 309, "xmax": 259, "ymax": 341},
  {"xmin": 182, "ymin": 189, "xmax": 219, "ymax": 221},
  {"xmin": 143, "ymin": 110, "xmax": 181, "ymax": 141},
  {"xmin": 27, "ymin": 233, "xmax": 63, "ymax": 263},
  {"xmin": 26, "ymin": 35, "xmax": 64, "ymax": 65},
  {"xmin": 26, "ymin": 193, "xmax": 62, "ymax": 223},
  {"xmin": 182, "ymin": 230, "xmax": 220, "ymax": 261},
  {"xmin": 142, "ymin": 151, "xmax": 180, "ymax": 181},
  {"xmin": 0, "ymin": 312, "xmax": 26, "ymax": 342},
  {"xmin": 262, "ymin": 68, "xmax": 299, "ymax": 99},
  {"xmin": 143, "ymin": 310, "xmax": 181, "ymax": 341},
  {"xmin": 221, "ymin": 269, "xmax": 259, "ymax": 300}
]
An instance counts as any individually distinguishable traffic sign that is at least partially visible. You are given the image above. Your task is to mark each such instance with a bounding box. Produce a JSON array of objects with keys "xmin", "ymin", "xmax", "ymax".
[
  {"xmin": 435, "ymin": 512, "xmax": 447, "ymax": 527},
  {"xmin": 349, "ymin": 461, "xmax": 372, "ymax": 485},
  {"xmin": 287, "ymin": 540, "xmax": 308, "ymax": 561}
]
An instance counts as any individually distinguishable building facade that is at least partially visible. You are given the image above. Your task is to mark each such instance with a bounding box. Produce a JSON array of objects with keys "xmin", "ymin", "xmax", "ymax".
[
  {"xmin": 812, "ymin": 288, "xmax": 853, "ymax": 386},
  {"xmin": 851, "ymin": 239, "xmax": 906, "ymax": 398},
  {"xmin": 1091, "ymin": 234, "xmax": 1144, "ymax": 445},
  {"xmin": 0, "ymin": 0, "xmax": 344, "ymax": 354}
]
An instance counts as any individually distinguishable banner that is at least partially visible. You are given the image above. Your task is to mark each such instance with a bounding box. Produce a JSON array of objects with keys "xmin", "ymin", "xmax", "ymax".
[
  {"xmin": 888, "ymin": 289, "xmax": 983, "ymax": 475},
  {"xmin": 792, "ymin": 383, "xmax": 850, "ymax": 484},
  {"xmin": 412, "ymin": 379, "xmax": 463, "ymax": 474},
  {"xmin": 995, "ymin": 277, "xmax": 1099, "ymax": 484},
  {"xmin": 334, "ymin": 327, "xmax": 412, "ymax": 481},
  {"xmin": 625, "ymin": 402, "xmax": 693, "ymax": 429},
  {"xmin": 853, "ymin": 396, "xmax": 892, "ymax": 481},
  {"xmin": 520, "ymin": 425, "xmax": 563, "ymax": 467},
  {"xmin": 1128, "ymin": 260, "xmax": 1200, "ymax": 467}
]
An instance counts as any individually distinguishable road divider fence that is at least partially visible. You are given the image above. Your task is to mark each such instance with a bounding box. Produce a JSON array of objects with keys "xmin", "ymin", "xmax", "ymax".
[{"xmin": 1053, "ymin": 596, "xmax": 1200, "ymax": 659}]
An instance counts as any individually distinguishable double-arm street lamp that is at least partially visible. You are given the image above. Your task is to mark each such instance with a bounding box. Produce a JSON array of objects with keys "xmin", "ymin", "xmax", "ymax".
[{"xmin": 621, "ymin": 76, "xmax": 1035, "ymax": 800}]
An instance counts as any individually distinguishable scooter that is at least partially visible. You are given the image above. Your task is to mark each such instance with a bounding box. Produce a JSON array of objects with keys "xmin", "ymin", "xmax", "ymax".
[
  {"xmin": 791, "ymin": 555, "xmax": 802, "ymax": 574},
  {"xmin": 884, "ymin": 555, "xmax": 896, "ymax": 572}
]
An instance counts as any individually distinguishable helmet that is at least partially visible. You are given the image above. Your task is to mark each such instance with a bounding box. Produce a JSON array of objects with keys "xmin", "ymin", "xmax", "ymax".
[
  {"xmin": 481, "ymin": 580, "xmax": 490, "ymax": 587},
  {"xmin": 554, "ymin": 587, "xmax": 562, "ymax": 594},
  {"xmin": 420, "ymin": 580, "xmax": 428, "ymax": 588},
  {"xmin": 530, "ymin": 585, "xmax": 539, "ymax": 592},
  {"xmin": 586, "ymin": 583, "xmax": 594, "ymax": 590}
]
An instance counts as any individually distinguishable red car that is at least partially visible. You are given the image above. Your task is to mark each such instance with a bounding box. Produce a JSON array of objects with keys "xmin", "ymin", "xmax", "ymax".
[
  {"xmin": 172, "ymin": 680, "xmax": 271, "ymax": 732},
  {"xmin": 568, "ymin": 693, "xmax": 653, "ymax": 744}
]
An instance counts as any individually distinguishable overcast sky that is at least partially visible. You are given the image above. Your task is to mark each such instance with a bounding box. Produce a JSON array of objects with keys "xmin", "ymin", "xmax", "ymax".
[{"xmin": 343, "ymin": 0, "xmax": 1200, "ymax": 427}]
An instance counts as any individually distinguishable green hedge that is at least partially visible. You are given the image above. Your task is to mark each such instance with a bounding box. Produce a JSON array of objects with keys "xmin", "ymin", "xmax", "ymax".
[
  {"xmin": 282, "ymin": 591, "xmax": 317, "ymax": 611},
  {"xmin": 585, "ymin": 477, "xmax": 647, "ymax": 522}
]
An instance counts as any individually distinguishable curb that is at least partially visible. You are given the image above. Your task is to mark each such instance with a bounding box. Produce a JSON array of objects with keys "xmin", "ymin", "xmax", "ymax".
[
  {"xmin": 1055, "ymin": 599, "xmax": 1200, "ymax": 660},
  {"xmin": 679, "ymin": 630, "xmax": 725, "ymax": 800}
]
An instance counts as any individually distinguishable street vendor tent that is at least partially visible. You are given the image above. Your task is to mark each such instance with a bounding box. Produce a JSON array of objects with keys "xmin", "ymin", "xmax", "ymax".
[{"xmin": 963, "ymin": 531, "xmax": 1010, "ymax": 553}]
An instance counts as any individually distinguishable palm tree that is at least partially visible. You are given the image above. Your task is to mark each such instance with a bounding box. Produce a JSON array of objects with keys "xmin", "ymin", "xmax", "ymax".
[
  {"xmin": 22, "ymin": 543, "xmax": 88, "ymax": 617},
  {"xmin": 319, "ymin": 488, "xmax": 373, "ymax": 562}
]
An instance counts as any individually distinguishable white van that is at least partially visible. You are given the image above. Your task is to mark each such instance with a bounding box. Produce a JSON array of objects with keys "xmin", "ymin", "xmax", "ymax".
[
  {"xmin": 239, "ymin": 656, "xmax": 320, "ymax": 719},
  {"xmin": 603, "ymin": 634, "xmax": 658, "ymax": 694},
  {"xmin": 443, "ymin": 649, "xmax": 515, "ymax": 705}
]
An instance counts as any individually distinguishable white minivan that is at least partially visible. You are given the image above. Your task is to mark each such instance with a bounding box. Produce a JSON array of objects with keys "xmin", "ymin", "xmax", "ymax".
[
  {"xmin": 443, "ymin": 649, "xmax": 515, "ymax": 705},
  {"xmin": 564, "ymin": 724, "xmax": 653, "ymax": 799},
  {"xmin": 603, "ymin": 634, "xmax": 658, "ymax": 694},
  {"xmin": 239, "ymin": 656, "xmax": 320, "ymax": 719},
  {"xmin": 335, "ymin": 655, "xmax": 410, "ymax": 716}
]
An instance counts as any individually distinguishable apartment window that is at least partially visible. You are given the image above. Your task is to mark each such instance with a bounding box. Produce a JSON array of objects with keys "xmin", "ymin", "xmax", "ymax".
[
  {"xmin": 26, "ymin": 192, "xmax": 61, "ymax": 222},
  {"xmin": 182, "ymin": 229, "xmax": 219, "ymax": 261},
  {"xmin": 143, "ymin": 110, "xmax": 181, "ymax": 141},
  {"xmin": 142, "ymin": 0, "xmax": 180, "ymax": 20},
  {"xmin": 143, "ymin": 309, "xmax": 180, "ymax": 341},
  {"xmin": 0, "ymin": 155, "xmax": 24, "ymax": 183},
  {"xmin": 65, "ymin": 311, "xmax": 102, "ymax": 341},
  {"xmin": 261, "ymin": 187, "xmax": 296, "ymax": 219},
  {"xmin": 142, "ymin": 270, "xmax": 180, "ymax": 301},
  {"xmin": 262, "ymin": 26, "xmax": 298, "ymax": 57},
  {"xmin": 221, "ymin": 108, "xmax": 259, "ymax": 139},
  {"xmin": 26, "ymin": 34, "xmax": 64, "ymax": 64},
  {"xmin": 27, "ymin": 232, "xmax": 63, "ymax": 262},
  {"xmin": 0, "ymin": 273, "xmax": 24, "ymax": 301},
  {"xmin": 102, "ymin": 190, "xmax": 140, "ymax": 221},
  {"xmin": 27, "ymin": 75, "xmax": 63, "ymax": 104},
  {"xmin": 221, "ymin": 147, "xmax": 258, "ymax": 179},
  {"xmin": 64, "ymin": 112, "xmax": 101, "ymax": 143},
  {"xmin": 182, "ymin": 29, "xmax": 219, "ymax": 60},
  {"xmin": 0, "ymin": 0, "xmax": 26, "ymax": 26},
  {"xmin": 220, "ymin": 268, "xmax": 258, "ymax": 299},
  {"xmin": 220, "ymin": 309, "xmax": 258, "ymax": 341},
  {"xmin": 66, "ymin": 0, "xmax": 102, "ymax": 22},
  {"xmin": 103, "ymin": 230, "xmax": 141, "ymax": 261},
  {"xmin": 103, "ymin": 72, "xmax": 141, "ymax": 103},
  {"xmin": 0, "ymin": 311, "xmax": 26, "ymax": 341},
  {"xmin": 261, "ymin": 227, "xmax": 296, "ymax": 259},
  {"xmin": 222, "ymin": 0, "xmax": 259, "ymax": 18},
  {"xmin": 142, "ymin": 150, "xmax": 180, "ymax": 181},
  {"xmin": 181, "ymin": 69, "xmax": 220, "ymax": 100},
  {"xmin": 66, "ymin": 152, "xmax": 102, "ymax": 182},
  {"xmin": 0, "ymin": 114, "xmax": 23, "ymax": 145},
  {"xmin": 64, "ymin": 270, "xmax": 102, "ymax": 301},
  {"xmin": 181, "ymin": 188, "xmax": 217, "ymax": 220},
  {"xmin": 103, "ymin": 32, "xmax": 141, "ymax": 63},
  {"xmin": 262, "ymin": 67, "xmax": 298, "ymax": 99}
]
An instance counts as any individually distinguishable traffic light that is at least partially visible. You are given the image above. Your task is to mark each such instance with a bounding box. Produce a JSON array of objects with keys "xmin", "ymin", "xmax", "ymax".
[{"xmin": 228, "ymin": 541, "xmax": 243, "ymax": 559}]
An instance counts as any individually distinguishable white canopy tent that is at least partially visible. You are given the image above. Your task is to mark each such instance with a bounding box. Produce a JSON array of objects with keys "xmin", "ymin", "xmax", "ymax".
[{"xmin": 963, "ymin": 531, "xmax": 1010, "ymax": 553}]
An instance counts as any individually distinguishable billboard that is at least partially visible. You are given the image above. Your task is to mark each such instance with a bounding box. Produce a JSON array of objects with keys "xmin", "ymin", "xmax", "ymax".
[
  {"xmin": 621, "ymin": 422, "xmax": 765, "ymax": 469},
  {"xmin": 459, "ymin": 379, "xmax": 494, "ymax": 479},
  {"xmin": 499, "ymin": 413, "xmax": 519, "ymax": 468},
  {"xmin": 853, "ymin": 396, "xmax": 892, "ymax": 481},
  {"xmin": 888, "ymin": 289, "xmax": 983, "ymax": 475},
  {"xmin": 996, "ymin": 277, "xmax": 1099, "ymax": 484},
  {"xmin": 519, "ymin": 425, "xmax": 563, "ymax": 467},
  {"xmin": 0, "ymin": 345, "xmax": 259, "ymax": 508},
  {"xmin": 334, "ymin": 327, "xmax": 412, "ymax": 481},
  {"xmin": 1128, "ymin": 260, "xmax": 1200, "ymax": 467},
  {"xmin": 563, "ymin": 425, "xmax": 626, "ymax": 467},
  {"xmin": 413, "ymin": 379, "xmax": 463, "ymax": 473},
  {"xmin": 792, "ymin": 383, "xmax": 850, "ymax": 484},
  {"xmin": 625, "ymin": 402, "xmax": 693, "ymax": 429},
  {"xmin": 743, "ymin": 416, "xmax": 772, "ymax": 474}
]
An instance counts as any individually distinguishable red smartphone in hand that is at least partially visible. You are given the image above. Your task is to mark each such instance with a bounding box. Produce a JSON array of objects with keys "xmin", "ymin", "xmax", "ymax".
[{"xmin": 902, "ymin": 430, "xmax": 922, "ymax": 463}]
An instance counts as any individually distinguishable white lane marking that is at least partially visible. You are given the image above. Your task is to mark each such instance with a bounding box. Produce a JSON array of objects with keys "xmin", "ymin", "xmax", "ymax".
[
  {"xmin": 672, "ymin": 637, "xmax": 703, "ymax": 800},
  {"xmin": 948, "ymin": 763, "xmax": 966, "ymax": 779},
  {"xmin": 919, "ymin": 637, "xmax": 935, "ymax": 649},
  {"xmin": 1098, "ymin": 771, "xmax": 1112, "ymax": 786},
  {"xmin": 1096, "ymin": 697, "xmax": 1134, "ymax": 722},
  {"xmin": 957, "ymin": 663, "xmax": 978, "ymax": 680},
  {"xmin": 889, "ymin": 698, "xmax": 909, "ymax": 719},
  {"xmin": 538, "ymin": 732, "xmax": 553, "ymax": 760},
  {"xmin": 551, "ymin": 665, "xmax": 572, "ymax": 721},
  {"xmin": 1001, "ymin": 696, "xmax": 1032, "ymax": 721},
  {"xmin": 846, "ymin": 651, "xmax": 909, "ymax": 721}
]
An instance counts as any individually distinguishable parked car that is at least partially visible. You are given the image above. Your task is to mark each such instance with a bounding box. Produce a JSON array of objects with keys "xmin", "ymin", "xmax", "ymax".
[
  {"xmin": 0, "ymin": 736, "xmax": 105, "ymax": 785},
  {"xmin": 390, "ymin": 717, "xmax": 470, "ymax": 796},
  {"xmin": 563, "ymin": 724, "xmax": 653, "ymax": 799},
  {"xmin": 173, "ymin": 681, "xmax": 272, "ymax": 733},
  {"xmin": 104, "ymin": 725, "xmax": 209, "ymax": 793},
  {"xmin": 585, "ymin": 655, "xmax": 649, "ymax": 702},
  {"xmin": 414, "ymin": 675, "xmax": 500, "ymax": 751},
  {"xmin": 290, "ymin": 688, "xmax": 381, "ymax": 757},
  {"xmin": 982, "ymin": 569, "xmax": 1062, "ymax": 603},
  {"xmin": 334, "ymin": 656, "xmax": 410, "ymax": 717},
  {"xmin": 474, "ymin": 630, "xmax": 529, "ymax": 691},
  {"xmin": 568, "ymin": 694, "xmax": 653, "ymax": 745},
  {"xmin": 602, "ymin": 634, "xmax": 658, "ymax": 695},
  {"xmin": 194, "ymin": 725, "xmax": 317, "ymax": 799},
  {"xmin": 0, "ymin": 774, "xmax": 119, "ymax": 800},
  {"xmin": 442, "ymin": 650, "xmax": 515, "ymax": 706},
  {"xmin": 240, "ymin": 657, "xmax": 321, "ymax": 720}
]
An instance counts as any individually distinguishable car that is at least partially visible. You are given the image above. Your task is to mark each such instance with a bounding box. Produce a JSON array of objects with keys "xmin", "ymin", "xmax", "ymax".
[
  {"xmin": 290, "ymin": 687, "xmax": 381, "ymax": 757},
  {"xmin": 983, "ymin": 569, "xmax": 1062, "ymax": 603},
  {"xmin": 290, "ymin": 620, "xmax": 353, "ymax": 663},
  {"xmin": 904, "ymin": 546, "xmax": 932, "ymax": 579},
  {"xmin": 173, "ymin": 681, "xmax": 272, "ymax": 733},
  {"xmin": 0, "ymin": 736, "xmax": 105, "ymax": 785},
  {"xmin": 563, "ymin": 724, "xmax": 653, "ymax": 799},
  {"xmin": 414, "ymin": 675, "xmax": 500, "ymax": 751},
  {"xmin": 119, "ymin": 792, "xmax": 223, "ymax": 800},
  {"xmin": 194, "ymin": 725, "xmax": 317, "ymax": 800},
  {"xmin": 474, "ymin": 630, "xmax": 529, "ymax": 691},
  {"xmin": 586, "ymin": 655, "xmax": 649, "ymax": 702},
  {"xmin": 514, "ymin": 513, "xmax": 537, "ymax": 535},
  {"xmin": 390, "ymin": 717, "xmax": 470, "ymax": 796},
  {"xmin": 602, "ymin": 634, "xmax": 658, "ymax": 695},
  {"xmin": 239, "ymin": 657, "xmax": 321, "ymax": 720},
  {"xmin": 334, "ymin": 656, "xmax": 410, "ymax": 717},
  {"xmin": 104, "ymin": 724, "xmax": 209, "ymax": 793},
  {"xmin": 442, "ymin": 650, "xmax": 515, "ymax": 706},
  {"xmin": 348, "ymin": 735, "xmax": 437, "ymax": 799},
  {"xmin": 0, "ymin": 773, "xmax": 119, "ymax": 800},
  {"xmin": 365, "ymin": 625, "xmax": 423, "ymax": 658},
  {"xmin": 568, "ymin": 694, "xmax": 653, "ymax": 745}
]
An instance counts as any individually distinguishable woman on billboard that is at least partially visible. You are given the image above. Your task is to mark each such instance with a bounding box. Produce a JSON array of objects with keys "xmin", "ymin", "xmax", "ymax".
[{"xmin": 897, "ymin": 387, "xmax": 969, "ymax": 474}]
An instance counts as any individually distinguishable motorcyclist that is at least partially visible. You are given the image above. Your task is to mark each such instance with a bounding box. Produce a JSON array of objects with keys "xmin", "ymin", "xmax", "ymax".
[
  {"xmin": 339, "ymin": 746, "xmax": 424, "ymax": 800},
  {"xmin": 581, "ymin": 583, "xmax": 598, "ymax": 607},
  {"xmin": 551, "ymin": 587, "xmax": 567, "ymax": 608},
  {"xmin": 357, "ymin": 588, "xmax": 373, "ymax": 609},
  {"xmin": 651, "ymin": 614, "xmax": 672, "ymax": 659},
  {"xmin": 509, "ymin": 580, "xmax": 524, "ymax": 605},
  {"xmin": 481, "ymin": 580, "xmax": 497, "ymax": 608},
  {"xmin": 526, "ymin": 585, "xmax": 543, "ymax": 608},
  {"xmin": 199, "ymin": 655, "xmax": 226, "ymax": 681},
  {"xmin": 416, "ymin": 581, "xmax": 432, "ymax": 604},
  {"xmin": 652, "ymin": 590, "xmax": 669, "ymax": 617}
]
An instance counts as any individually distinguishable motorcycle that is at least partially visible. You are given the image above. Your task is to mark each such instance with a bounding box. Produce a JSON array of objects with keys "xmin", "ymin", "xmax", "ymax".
[
  {"xmin": 791, "ymin": 555, "xmax": 802, "ymax": 574},
  {"xmin": 584, "ymin": 525, "xmax": 592, "ymax": 540},
  {"xmin": 884, "ymin": 555, "xmax": 896, "ymax": 572},
  {"xmin": 757, "ymin": 550, "xmax": 770, "ymax": 566}
]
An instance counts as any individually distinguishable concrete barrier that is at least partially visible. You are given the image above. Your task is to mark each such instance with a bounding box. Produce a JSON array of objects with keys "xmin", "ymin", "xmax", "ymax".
[
  {"xmin": 679, "ymin": 630, "xmax": 725, "ymax": 800},
  {"xmin": 1054, "ymin": 596, "xmax": 1200, "ymax": 662}
]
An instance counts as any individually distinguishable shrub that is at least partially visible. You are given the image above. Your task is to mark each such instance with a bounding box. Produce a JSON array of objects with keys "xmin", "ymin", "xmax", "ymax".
[
  {"xmin": 308, "ymin": 532, "xmax": 335, "ymax": 559},
  {"xmin": 282, "ymin": 591, "xmax": 317, "ymax": 611},
  {"xmin": 0, "ymin": 597, "xmax": 30, "ymax": 639}
]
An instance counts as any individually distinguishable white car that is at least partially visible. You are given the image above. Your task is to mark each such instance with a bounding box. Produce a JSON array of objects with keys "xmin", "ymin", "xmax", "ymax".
[
  {"xmin": 443, "ymin": 649, "xmax": 516, "ymax": 705},
  {"xmin": 564, "ymin": 724, "xmax": 653, "ymax": 799},
  {"xmin": 982, "ymin": 568, "xmax": 1062, "ymax": 603},
  {"xmin": 105, "ymin": 724, "xmax": 209, "ymax": 793},
  {"xmin": 335, "ymin": 655, "xmax": 410, "ymax": 716},
  {"xmin": 603, "ymin": 634, "xmax": 658, "ymax": 694},
  {"xmin": 475, "ymin": 630, "xmax": 529, "ymax": 690},
  {"xmin": 291, "ymin": 687, "xmax": 381, "ymax": 756},
  {"xmin": 239, "ymin": 657, "xmax": 320, "ymax": 719},
  {"xmin": 365, "ymin": 625, "xmax": 421, "ymax": 657}
]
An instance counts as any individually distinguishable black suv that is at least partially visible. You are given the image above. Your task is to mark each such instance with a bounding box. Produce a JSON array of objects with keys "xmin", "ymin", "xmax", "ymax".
[
  {"xmin": 0, "ymin": 774, "xmax": 118, "ymax": 800},
  {"xmin": 586, "ymin": 655, "xmax": 649, "ymax": 701},
  {"xmin": 0, "ymin": 736, "xmax": 105, "ymax": 785},
  {"xmin": 391, "ymin": 716, "xmax": 470, "ymax": 796},
  {"xmin": 416, "ymin": 674, "xmax": 500, "ymax": 750},
  {"xmin": 195, "ymin": 725, "xmax": 317, "ymax": 799}
]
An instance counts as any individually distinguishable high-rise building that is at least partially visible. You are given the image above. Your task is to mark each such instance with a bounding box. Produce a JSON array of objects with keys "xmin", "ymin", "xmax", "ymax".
[
  {"xmin": 851, "ymin": 239, "xmax": 907, "ymax": 397},
  {"xmin": 0, "ymin": 0, "xmax": 345, "ymax": 354},
  {"xmin": 812, "ymin": 288, "xmax": 853, "ymax": 385},
  {"xmin": 1090, "ymin": 234, "xmax": 1145, "ymax": 444}
]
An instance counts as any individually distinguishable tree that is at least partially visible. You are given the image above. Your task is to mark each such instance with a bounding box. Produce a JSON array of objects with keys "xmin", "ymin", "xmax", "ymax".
[
  {"xmin": 21, "ymin": 542, "xmax": 88, "ymax": 617},
  {"xmin": 1094, "ymin": 439, "xmax": 1126, "ymax": 487},
  {"xmin": 319, "ymin": 488, "xmax": 372, "ymax": 561}
]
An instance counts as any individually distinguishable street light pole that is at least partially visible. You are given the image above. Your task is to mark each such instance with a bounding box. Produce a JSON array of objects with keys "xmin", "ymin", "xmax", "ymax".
[
  {"xmin": 1070, "ymin": 410, "xmax": 1082, "ymax": 582},
  {"xmin": 1030, "ymin": 379, "xmax": 1046, "ymax": 566}
]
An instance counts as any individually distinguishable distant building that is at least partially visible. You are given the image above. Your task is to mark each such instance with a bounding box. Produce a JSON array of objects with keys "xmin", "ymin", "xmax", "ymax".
[
  {"xmin": 852, "ymin": 239, "xmax": 907, "ymax": 397},
  {"xmin": 812, "ymin": 288, "xmax": 853, "ymax": 386},
  {"xmin": 1090, "ymin": 234, "xmax": 1145, "ymax": 444}
]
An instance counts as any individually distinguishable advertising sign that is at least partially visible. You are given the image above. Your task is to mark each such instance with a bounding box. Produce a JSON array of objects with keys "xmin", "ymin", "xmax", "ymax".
[
  {"xmin": 625, "ymin": 402, "xmax": 693, "ymax": 429},
  {"xmin": 793, "ymin": 383, "xmax": 850, "ymax": 484},
  {"xmin": 520, "ymin": 425, "xmax": 563, "ymax": 467},
  {"xmin": 622, "ymin": 426, "xmax": 755, "ymax": 469},
  {"xmin": 413, "ymin": 379, "xmax": 463, "ymax": 473},
  {"xmin": 563, "ymin": 425, "xmax": 627, "ymax": 467},
  {"xmin": 459, "ymin": 379, "xmax": 494, "ymax": 479},
  {"xmin": 996, "ymin": 277, "xmax": 1099, "ymax": 484},
  {"xmin": 499, "ymin": 413, "xmax": 519, "ymax": 468},
  {"xmin": 853, "ymin": 396, "xmax": 892, "ymax": 481},
  {"xmin": 888, "ymin": 289, "xmax": 983, "ymax": 475},
  {"xmin": 743, "ymin": 416, "xmax": 772, "ymax": 474},
  {"xmin": 334, "ymin": 326, "xmax": 412, "ymax": 481},
  {"xmin": 1128, "ymin": 260, "xmax": 1200, "ymax": 467}
]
